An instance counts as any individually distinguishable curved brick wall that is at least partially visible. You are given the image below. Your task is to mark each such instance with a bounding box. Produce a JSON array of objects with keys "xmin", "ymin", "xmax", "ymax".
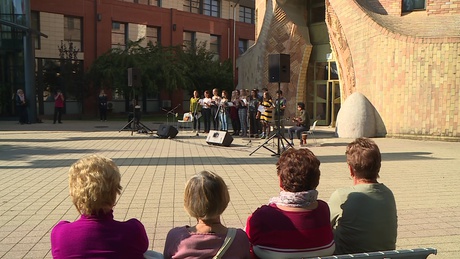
[
  {"xmin": 237, "ymin": 0, "xmax": 310, "ymax": 120},
  {"xmin": 241, "ymin": 0, "xmax": 459, "ymax": 139},
  {"xmin": 327, "ymin": 0, "xmax": 460, "ymax": 140}
]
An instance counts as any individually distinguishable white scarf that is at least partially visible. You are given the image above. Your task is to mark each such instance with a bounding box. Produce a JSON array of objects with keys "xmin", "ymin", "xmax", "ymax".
[{"xmin": 269, "ymin": 190, "xmax": 318, "ymax": 207}]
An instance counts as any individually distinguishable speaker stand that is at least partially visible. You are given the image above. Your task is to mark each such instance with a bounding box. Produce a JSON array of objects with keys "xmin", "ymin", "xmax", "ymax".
[
  {"xmin": 118, "ymin": 87, "xmax": 152, "ymax": 135},
  {"xmin": 119, "ymin": 118, "xmax": 152, "ymax": 136},
  {"xmin": 249, "ymin": 82, "xmax": 292, "ymax": 156},
  {"xmin": 249, "ymin": 131, "xmax": 292, "ymax": 156}
]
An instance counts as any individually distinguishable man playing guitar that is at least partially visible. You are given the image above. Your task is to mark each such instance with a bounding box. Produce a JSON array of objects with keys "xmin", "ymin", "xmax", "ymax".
[{"xmin": 288, "ymin": 102, "xmax": 311, "ymax": 146}]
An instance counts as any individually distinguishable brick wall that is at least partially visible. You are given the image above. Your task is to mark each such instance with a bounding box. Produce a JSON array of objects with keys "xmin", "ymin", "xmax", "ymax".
[
  {"xmin": 356, "ymin": 0, "xmax": 402, "ymax": 15},
  {"xmin": 427, "ymin": 0, "xmax": 460, "ymax": 15},
  {"xmin": 327, "ymin": 0, "xmax": 460, "ymax": 139},
  {"xmin": 237, "ymin": 0, "xmax": 311, "ymax": 121}
]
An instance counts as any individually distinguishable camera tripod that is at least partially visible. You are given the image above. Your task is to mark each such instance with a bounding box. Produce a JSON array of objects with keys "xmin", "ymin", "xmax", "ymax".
[
  {"xmin": 119, "ymin": 104, "xmax": 153, "ymax": 136},
  {"xmin": 249, "ymin": 82, "xmax": 293, "ymax": 156}
]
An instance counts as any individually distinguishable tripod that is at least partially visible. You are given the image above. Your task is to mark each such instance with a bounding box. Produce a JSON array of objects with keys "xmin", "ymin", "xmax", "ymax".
[
  {"xmin": 249, "ymin": 82, "xmax": 292, "ymax": 156},
  {"xmin": 119, "ymin": 89, "xmax": 152, "ymax": 135}
]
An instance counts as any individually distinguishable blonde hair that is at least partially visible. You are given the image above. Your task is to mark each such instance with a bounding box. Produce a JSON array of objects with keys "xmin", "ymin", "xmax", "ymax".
[
  {"xmin": 69, "ymin": 155, "xmax": 122, "ymax": 215},
  {"xmin": 184, "ymin": 171, "xmax": 230, "ymax": 221}
]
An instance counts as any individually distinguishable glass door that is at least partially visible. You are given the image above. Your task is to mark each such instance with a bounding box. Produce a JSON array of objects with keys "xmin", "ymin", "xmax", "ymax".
[
  {"xmin": 313, "ymin": 81, "xmax": 328, "ymax": 125},
  {"xmin": 308, "ymin": 61, "xmax": 341, "ymax": 126},
  {"xmin": 330, "ymin": 80, "xmax": 341, "ymax": 127}
]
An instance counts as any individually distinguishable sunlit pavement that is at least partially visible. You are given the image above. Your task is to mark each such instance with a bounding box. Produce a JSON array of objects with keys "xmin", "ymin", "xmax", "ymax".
[{"xmin": 0, "ymin": 120, "xmax": 458, "ymax": 258}]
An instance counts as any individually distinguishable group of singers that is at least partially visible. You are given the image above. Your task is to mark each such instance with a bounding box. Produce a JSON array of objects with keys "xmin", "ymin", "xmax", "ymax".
[{"xmin": 189, "ymin": 88, "xmax": 311, "ymax": 145}]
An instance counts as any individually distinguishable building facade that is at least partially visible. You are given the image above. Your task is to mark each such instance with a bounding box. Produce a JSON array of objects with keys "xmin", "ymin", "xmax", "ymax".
[
  {"xmin": 0, "ymin": 0, "xmax": 255, "ymax": 118},
  {"xmin": 238, "ymin": 0, "xmax": 460, "ymax": 140}
]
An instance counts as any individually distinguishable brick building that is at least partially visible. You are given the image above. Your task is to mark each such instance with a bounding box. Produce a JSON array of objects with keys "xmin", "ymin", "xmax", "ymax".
[
  {"xmin": 0, "ymin": 0, "xmax": 255, "ymax": 118},
  {"xmin": 238, "ymin": 0, "xmax": 460, "ymax": 140}
]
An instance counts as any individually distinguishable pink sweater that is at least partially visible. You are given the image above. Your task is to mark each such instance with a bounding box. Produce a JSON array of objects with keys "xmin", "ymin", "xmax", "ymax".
[
  {"xmin": 51, "ymin": 210, "xmax": 148, "ymax": 259},
  {"xmin": 163, "ymin": 226, "xmax": 251, "ymax": 259}
]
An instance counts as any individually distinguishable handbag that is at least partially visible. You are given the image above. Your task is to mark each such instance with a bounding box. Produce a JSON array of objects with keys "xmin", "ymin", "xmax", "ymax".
[{"xmin": 212, "ymin": 228, "xmax": 237, "ymax": 259}]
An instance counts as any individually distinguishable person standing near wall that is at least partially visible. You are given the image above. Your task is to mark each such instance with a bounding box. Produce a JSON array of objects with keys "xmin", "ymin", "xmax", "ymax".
[
  {"xmin": 98, "ymin": 90, "xmax": 108, "ymax": 121},
  {"xmin": 15, "ymin": 89, "xmax": 29, "ymax": 124},
  {"xmin": 54, "ymin": 89, "xmax": 65, "ymax": 124}
]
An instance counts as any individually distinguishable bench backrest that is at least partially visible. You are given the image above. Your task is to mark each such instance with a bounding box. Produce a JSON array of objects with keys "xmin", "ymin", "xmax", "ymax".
[{"xmin": 308, "ymin": 248, "xmax": 437, "ymax": 259}]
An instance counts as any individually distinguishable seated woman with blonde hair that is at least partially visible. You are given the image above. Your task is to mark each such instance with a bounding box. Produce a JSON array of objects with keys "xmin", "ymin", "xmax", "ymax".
[
  {"xmin": 50, "ymin": 154, "xmax": 151, "ymax": 259},
  {"xmin": 163, "ymin": 170, "xmax": 250, "ymax": 258},
  {"xmin": 245, "ymin": 148, "xmax": 335, "ymax": 258}
]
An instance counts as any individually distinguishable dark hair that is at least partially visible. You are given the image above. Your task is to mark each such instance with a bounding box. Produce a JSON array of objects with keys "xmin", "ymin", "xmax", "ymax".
[
  {"xmin": 276, "ymin": 148, "xmax": 321, "ymax": 192},
  {"xmin": 346, "ymin": 138, "xmax": 381, "ymax": 180},
  {"xmin": 297, "ymin": 102, "xmax": 305, "ymax": 109},
  {"xmin": 276, "ymin": 90, "xmax": 283, "ymax": 95}
]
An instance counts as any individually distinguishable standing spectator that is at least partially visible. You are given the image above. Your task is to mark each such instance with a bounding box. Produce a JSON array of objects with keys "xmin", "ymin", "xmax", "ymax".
[
  {"xmin": 246, "ymin": 148, "xmax": 335, "ymax": 258},
  {"xmin": 219, "ymin": 90, "xmax": 229, "ymax": 131},
  {"xmin": 98, "ymin": 89, "xmax": 108, "ymax": 121},
  {"xmin": 211, "ymin": 88, "xmax": 221, "ymax": 131},
  {"xmin": 201, "ymin": 90, "xmax": 212, "ymax": 133},
  {"xmin": 190, "ymin": 90, "xmax": 202, "ymax": 136},
  {"xmin": 230, "ymin": 90, "xmax": 241, "ymax": 136},
  {"xmin": 53, "ymin": 89, "xmax": 65, "ymax": 124},
  {"xmin": 163, "ymin": 170, "xmax": 251, "ymax": 258},
  {"xmin": 248, "ymin": 89, "xmax": 259, "ymax": 138},
  {"xmin": 328, "ymin": 138, "xmax": 397, "ymax": 254},
  {"xmin": 15, "ymin": 89, "xmax": 29, "ymax": 124},
  {"xmin": 50, "ymin": 154, "xmax": 150, "ymax": 258},
  {"xmin": 237, "ymin": 89, "xmax": 248, "ymax": 137},
  {"xmin": 274, "ymin": 90, "xmax": 287, "ymax": 136},
  {"xmin": 288, "ymin": 102, "xmax": 310, "ymax": 146}
]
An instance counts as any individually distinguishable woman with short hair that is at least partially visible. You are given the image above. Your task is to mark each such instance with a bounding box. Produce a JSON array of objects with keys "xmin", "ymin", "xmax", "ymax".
[
  {"xmin": 246, "ymin": 148, "xmax": 335, "ymax": 258},
  {"xmin": 50, "ymin": 155, "xmax": 150, "ymax": 259},
  {"xmin": 163, "ymin": 170, "xmax": 251, "ymax": 258}
]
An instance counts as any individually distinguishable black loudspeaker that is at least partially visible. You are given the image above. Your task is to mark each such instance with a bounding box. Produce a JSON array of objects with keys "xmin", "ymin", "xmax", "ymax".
[
  {"xmin": 128, "ymin": 68, "xmax": 141, "ymax": 87},
  {"xmin": 206, "ymin": 130, "xmax": 233, "ymax": 147},
  {"xmin": 268, "ymin": 54, "xmax": 290, "ymax": 83},
  {"xmin": 157, "ymin": 124, "xmax": 178, "ymax": 139}
]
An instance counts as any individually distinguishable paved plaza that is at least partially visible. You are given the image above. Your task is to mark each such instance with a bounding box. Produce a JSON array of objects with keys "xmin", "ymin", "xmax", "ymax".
[{"xmin": 0, "ymin": 120, "xmax": 459, "ymax": 258}]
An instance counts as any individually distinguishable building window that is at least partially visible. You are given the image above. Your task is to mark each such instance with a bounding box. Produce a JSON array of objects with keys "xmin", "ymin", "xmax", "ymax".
[
  {"xmin": 239, "ymin": 6, "xmax": 254, "ymax": 24},
  {"xmin": 308, "ymin": 0, "xmax": 325, "ymax": 24},
  {"xmin": 112, "ymin": 22, "xmax": 127, "ymax": 49},
  {"xmin": 146, "ymin": 26, "xmax": 160, "ymax": 45},
  {"xmin": 402, "ymin": 0, "xmax": 425, "ymax": 12},
  {"xmin": 31, "ymin": 11, "xmax": 40, "ymax": 49},
  {"xmin": 183, "ymin": 0, "xmax": 220, "ymax": 17},
  {"xmin": 64, "ymin": 16, "xmax": 83, "ymax": 51},
  {"xmin": 210, "ymin": 35, "xmax": 220, "ymax": 60},
  {"xmin": 238, "ymin": 39, "xmax": 248, "ymax": 55},
  {"xmin": 183, "ymin": 31, "xmax": 196, "ymax": 50},
  {"xmin": 118, "ymin": 0, "xmax": 160, "ymax": 6},
  {"xmin": 203, "ymin": 0, "xmax": 220, "ymax": 17},
  {"xmin": 183, "ymin": 0, "xmax": 200, "ymax": 14}
]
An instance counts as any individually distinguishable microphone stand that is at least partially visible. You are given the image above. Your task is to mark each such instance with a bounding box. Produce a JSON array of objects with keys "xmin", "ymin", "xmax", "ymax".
[
  {"xmin": 250, "ymin": 81, "xmax": 293, "ymax": 156},
  {"xmin": 163, "ymin": 104, "xmax": 181, "ymax": 125}
]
